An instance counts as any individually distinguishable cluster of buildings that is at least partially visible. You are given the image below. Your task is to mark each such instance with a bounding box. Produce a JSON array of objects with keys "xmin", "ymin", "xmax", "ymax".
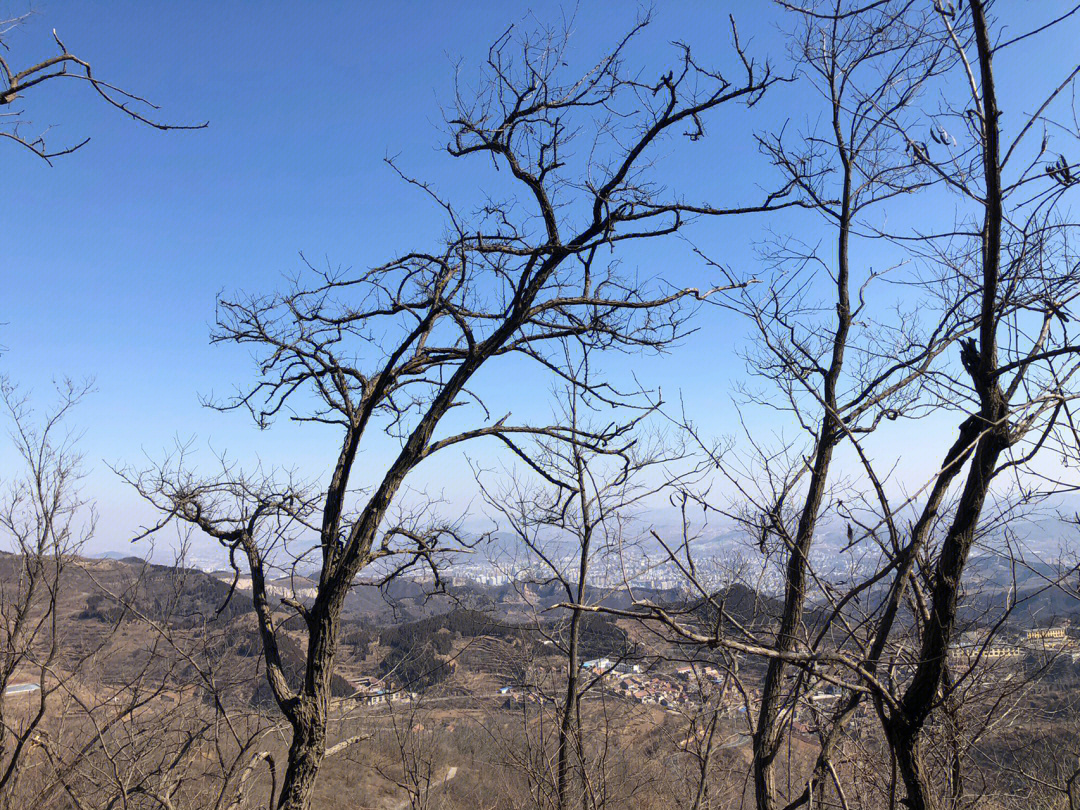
[
  {"xmin": 501, "ymin": 658, "xmax": 745, "ymax": 711},
  {"xmin": 608, "ymin": 673, "xmax": 694, "ymax": 707},
  {"xmin": 412, "ymin": 553, "xmax": 747, "ymax": 594},
  {"xmin": 337, "ymin": 675, "xmax": 421, "ymax": 706},
  {"xmin": 949, "ymin": 622, "xmax": 1076, "ymax": 665}
]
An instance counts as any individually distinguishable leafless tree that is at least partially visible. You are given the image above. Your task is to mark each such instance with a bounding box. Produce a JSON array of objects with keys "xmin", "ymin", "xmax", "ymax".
[
  {"xmin": 0, "ymin": 377, "xmax": 97, "ymax": 808},
  {"xmin": 728, "ymin": 6, "xmax": 959, "ymax": 808},
  {"xmin": 852, "ymin": 4, "xmax": 1080, "ymax": 807},
  {"xmin": 368, "ymin": 696, "xmax": 443, "ymax": 810},
  {"xmin": 581, "ymin": 2, "xmax": 961, "ymax": 806},
  {"xmin": 0, "ymin": 380, "xmax": 279, "ymax": 810},
  {"xmin": 567, "ymin": 3, "xmax": 1080, "ymax": 809},
  {"xmin": 742, "ymin": 3, "xmax": 1080, "ymax": 807},
  {"xmin": 477, "ymin": 366, "xmax": 699, "ymax": 810},
  {"xmin": 125, "ymin": 13, "xmax": 801, "ymax": 810}
]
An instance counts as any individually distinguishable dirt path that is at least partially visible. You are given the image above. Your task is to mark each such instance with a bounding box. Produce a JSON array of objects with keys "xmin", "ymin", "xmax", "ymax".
[{"xmin": 387, "ymin": 765, "xmax": 459, "ymax": 810}]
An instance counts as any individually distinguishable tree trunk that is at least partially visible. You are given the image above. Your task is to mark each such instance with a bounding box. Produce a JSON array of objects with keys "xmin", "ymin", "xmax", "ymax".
[
  {"xmin": 884, "ymin": 5, "xmax": 1008, "ymax": 802},
  {"xmin": 277, "ymin": 605, "xmax": 337, "ymax": 810},
  {"xmin": 557, "ymin": 610, "xmax": 581, "ymax": 810},
  {"xmin": 558, "ymin": 456, "xmax": 592, "ymax": 810},
  {"xmin": 277, "ymin": 707, "xmax": 327, "ymax": 810},
  {"xmin": 890, "ymin": 725, "xmax": 934, "ymax": 810},
  {"xmin": 754, "ymin": 104, "xmax": 854, "ymax": 810}
]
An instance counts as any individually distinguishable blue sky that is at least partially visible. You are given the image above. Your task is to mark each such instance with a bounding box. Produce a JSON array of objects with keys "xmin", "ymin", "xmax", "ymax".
[{"xmin": 4, "ymin": 2, "xmax": 1079, "ymax": 557}]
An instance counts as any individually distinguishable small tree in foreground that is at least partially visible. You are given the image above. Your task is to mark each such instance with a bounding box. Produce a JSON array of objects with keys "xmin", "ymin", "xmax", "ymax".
[{"xmin": 477, "ymin": 368, "xmax": 695, "ymax": 810}]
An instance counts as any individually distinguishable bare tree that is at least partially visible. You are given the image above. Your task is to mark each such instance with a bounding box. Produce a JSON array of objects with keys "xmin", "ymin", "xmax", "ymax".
[
  {"xmin": 566, "ymin": 3, "xmax": 1080, "ymax": 809},
  {"xmin": 584, "ymin": 3, "xmax": 961, "ymax": 807},
  {"xmin": 732, "ymin": 6, "xmax": 958, "ymax": 808},
  {"xmin": 849, "ymin": 4, "xmax": 1080, "ymax": 807},
  {"xmin": 741, "ymin": 3, "xmax": 1080, "ymax": 807},
  {"xmin": 0, "ymin": 377, "xmax": 99, "ymax": 808},
  {"xmin": 370, "ymin": 695, "xmax": 442, "ymax": 810},
  {"xmin": 0, "ymin": 382, "xmax": 280, "ymax": 810},
  {"xmin": 126, "ymin": 14, "xmax": 800, "ymax": 810},
  {"xmin": 477, "ymin": 367, "xmax": 695, "ymax": 810}
]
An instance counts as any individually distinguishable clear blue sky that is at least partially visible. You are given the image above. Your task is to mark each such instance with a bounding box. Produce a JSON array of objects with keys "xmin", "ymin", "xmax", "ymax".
[{"xmin": 3, "ymin": 1, "xmax": 1078, "ymax": 556}]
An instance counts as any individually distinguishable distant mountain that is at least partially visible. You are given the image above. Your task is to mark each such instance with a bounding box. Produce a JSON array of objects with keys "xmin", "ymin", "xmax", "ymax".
[{"xmin": 92, "ymin": 550, "xmax": 146, "ymax": 563}]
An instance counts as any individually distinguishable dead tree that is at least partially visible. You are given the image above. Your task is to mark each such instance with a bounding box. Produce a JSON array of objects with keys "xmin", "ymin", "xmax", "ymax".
[{"xmin": 126, "ymin": 15, "xmax": 799, "ymax": 810}]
